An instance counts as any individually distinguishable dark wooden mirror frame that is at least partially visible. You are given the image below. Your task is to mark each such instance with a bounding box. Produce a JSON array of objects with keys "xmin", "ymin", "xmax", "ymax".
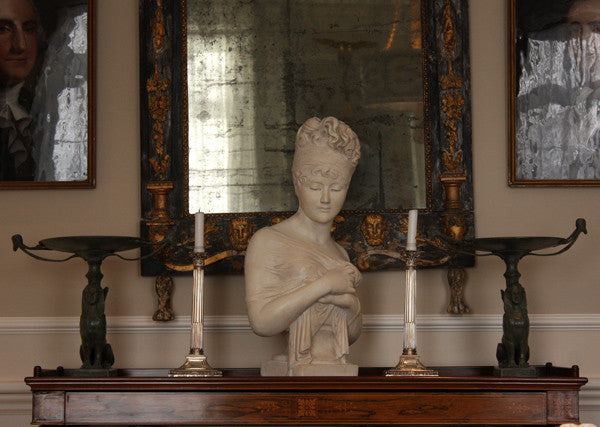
[
  {"xmin": 0, "ymin": 0, "xmax": 96, "ymax": 190},
  {"xmin": 508, "ymin": 0, "xmax": 600, "ymax": 187},
  {"xmin": 139, "ymin": 0, "xmax": 474, "ymax": 315}
]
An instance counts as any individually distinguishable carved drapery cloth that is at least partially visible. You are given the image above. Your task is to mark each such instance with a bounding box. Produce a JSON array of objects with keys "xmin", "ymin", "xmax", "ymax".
[{"xmin": 245, "ymin": 228, "xmax": 359, "ymax": 373}]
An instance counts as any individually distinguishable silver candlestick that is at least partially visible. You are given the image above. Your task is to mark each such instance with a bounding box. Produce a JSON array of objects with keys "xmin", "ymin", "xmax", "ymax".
[
  {"xmin": 169, "ymin": 252, "xmax": 221, "ymax": 377},
  {"xmin": 385, "ymin": 250, "xmax": 438, "ymax": 377}
]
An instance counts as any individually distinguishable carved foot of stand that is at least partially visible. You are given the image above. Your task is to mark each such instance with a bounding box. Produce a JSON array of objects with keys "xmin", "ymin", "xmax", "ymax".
[
  {"xmin": 447, "ymin": 267, "xmax": 471, "ymax": 314},
  {"xmin": 153, "ymin": 275, "xmax": 175, "ymax": 321},
  {"xmin": 385, "ymin": 352, "xmax": 438, "ymax": 377},
  {"xmin": 169, "ymin": 349, "xmax": 222, "ymax": 377}
]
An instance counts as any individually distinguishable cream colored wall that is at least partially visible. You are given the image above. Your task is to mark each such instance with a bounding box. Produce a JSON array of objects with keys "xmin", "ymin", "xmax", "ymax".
[{"xmin": 0, "ymin": 0, "xmax": 599, "ymax": 426}]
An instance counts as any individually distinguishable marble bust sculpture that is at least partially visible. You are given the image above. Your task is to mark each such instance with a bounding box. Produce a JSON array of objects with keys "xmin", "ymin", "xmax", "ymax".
[{"xmin": 245, "ymin": 116, "xmax": 363, "ymax": 376}]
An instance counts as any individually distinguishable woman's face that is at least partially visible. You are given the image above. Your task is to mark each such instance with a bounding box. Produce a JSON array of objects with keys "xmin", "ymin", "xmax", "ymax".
[{"xmin": 294, "ymin": 163, "xmax": 350, "ymax": 224}]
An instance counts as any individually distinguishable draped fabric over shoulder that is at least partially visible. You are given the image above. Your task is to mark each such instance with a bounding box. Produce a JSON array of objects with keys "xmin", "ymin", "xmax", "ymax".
[{"xmin": 246, "ymin": 227, "xmax": 354, "ymax": 373}]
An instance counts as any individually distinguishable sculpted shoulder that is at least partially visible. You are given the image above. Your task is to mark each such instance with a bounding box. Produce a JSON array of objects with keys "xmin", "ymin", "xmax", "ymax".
[{"xmin": 245, "ymin": 226, "xmax": 285, "ymax": 258}]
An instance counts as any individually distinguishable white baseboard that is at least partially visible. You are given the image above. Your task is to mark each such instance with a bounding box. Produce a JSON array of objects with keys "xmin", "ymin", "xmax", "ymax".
[
  {"xmin": 582, "ymin": 378, "xmax": 600, "ymax": 411},
  {"xmin": 1, "ymin": 313, "xmax": 600, "ymax": 334},
  {"xmin": 0, "ymin": 382, "xmax": 31, "ymax": 416}
]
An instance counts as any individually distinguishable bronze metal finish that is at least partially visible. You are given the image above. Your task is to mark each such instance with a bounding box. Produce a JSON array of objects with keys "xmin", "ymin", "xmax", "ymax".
[{"xmin": 12, "ymin": 234, "xmax": 173, "ymax": 373}]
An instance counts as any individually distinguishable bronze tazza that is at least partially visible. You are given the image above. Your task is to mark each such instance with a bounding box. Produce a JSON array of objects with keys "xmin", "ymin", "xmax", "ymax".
[
  {"xmin": 448, "ymin": 218, "xmax": 587, "ymax": 376},
  {"xmin": 139, "ymin": 0, "xmax": 475, "ymax": 317},
  {"xmin": 12, "ymin": 233, "xmax": 173, "ymax": 375}
]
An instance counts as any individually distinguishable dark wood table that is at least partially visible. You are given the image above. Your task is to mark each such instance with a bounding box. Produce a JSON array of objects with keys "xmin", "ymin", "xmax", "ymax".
[{"xmin": 26, "ymin": 365, "xmax": 587, "ymax": 425}]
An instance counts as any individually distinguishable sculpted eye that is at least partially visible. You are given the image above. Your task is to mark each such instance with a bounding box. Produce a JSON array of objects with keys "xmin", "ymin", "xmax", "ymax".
[
  {"xmin": 307, "ymin": 180, "xmax": 322, "ymax": 191},
  {"xmin": 330, "ymin": 183, "xmax": 346, "ymax": 192}
]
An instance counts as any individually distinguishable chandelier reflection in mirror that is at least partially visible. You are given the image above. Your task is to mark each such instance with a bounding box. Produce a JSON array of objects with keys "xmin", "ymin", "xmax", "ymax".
[{"xmin": 187, "ymin": 0, "xmax": 426, "ymax": 214}]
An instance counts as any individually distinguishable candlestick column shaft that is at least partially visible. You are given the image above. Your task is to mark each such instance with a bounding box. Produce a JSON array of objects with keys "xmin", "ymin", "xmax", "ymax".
[
  {"xmin": 169, "ymin": 253, "xmax": 221, "ymax": 377},
  {"xmin": 385, "ymin": 251, "xmax": 437, "ymax": 376},
  {"xmin": 404, "ymin": 264, "xmax": 417, "ymax": 351},
  {"xmin": 190, "ymin": 262, "xmax": 204, "ymax": 351}
]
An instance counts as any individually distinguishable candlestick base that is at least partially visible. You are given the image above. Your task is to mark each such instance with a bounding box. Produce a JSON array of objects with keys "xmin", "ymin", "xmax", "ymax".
[
  {"xmin": 385, "ymin": 351, "xmax": 438, "ymax": 377},
  {"xmin": 169, "ymin": 349, "xmax": 222, "ymax": 377}
]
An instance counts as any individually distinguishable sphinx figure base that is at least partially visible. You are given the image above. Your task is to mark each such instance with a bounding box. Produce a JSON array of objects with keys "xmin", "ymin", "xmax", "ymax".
[{"xmin": 494, "ymin": 366, "xmax": 537, "ymax": 377}]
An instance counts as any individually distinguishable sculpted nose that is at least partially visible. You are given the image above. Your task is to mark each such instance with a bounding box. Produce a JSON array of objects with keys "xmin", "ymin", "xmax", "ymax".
[{"xmin": 320, "ymin": 188, "xmax": 330, "ymax": 203}]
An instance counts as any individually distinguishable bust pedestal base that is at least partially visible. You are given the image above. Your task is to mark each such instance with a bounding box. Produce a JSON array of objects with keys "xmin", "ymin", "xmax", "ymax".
[{"xmin": 261, "ymin": 354, "xmax": 358, "ymax": 376}]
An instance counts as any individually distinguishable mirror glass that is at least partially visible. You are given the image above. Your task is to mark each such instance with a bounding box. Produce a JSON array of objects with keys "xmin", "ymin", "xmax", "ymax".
[
  {"xmin": 187, "ymin": 0, "xmax": 425, "ymax": 214},
  {"xmin": 0, "ymin": 0, "xmax": 94, "ymax": 189}
]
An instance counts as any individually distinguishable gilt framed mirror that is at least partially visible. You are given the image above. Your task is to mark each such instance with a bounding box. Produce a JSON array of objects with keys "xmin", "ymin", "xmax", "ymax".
[
  {"xmin": 139, "ymin": 0, "xmax": 474, "ymax": 281},
  {"xmin": 0, "ymin": 0, "xmax": 95, "ymax": 189}
]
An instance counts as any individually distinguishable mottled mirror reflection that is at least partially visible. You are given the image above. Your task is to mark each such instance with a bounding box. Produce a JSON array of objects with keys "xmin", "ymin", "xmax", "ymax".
[
  {"xmin": 0, "ymin": 0, "xmax": 88, "ymax": 183},
  {"xmin": 187, "ymin": 0, "xmax": 425, "ymax": 214},
  {"xmin": 515, "ymin": 0, "xmax": 600, "ymax": 180}
]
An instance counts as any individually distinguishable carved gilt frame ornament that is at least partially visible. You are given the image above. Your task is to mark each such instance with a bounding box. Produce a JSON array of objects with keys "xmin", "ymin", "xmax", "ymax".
[{"xmin": 139, "ymin": 0, "xmax": 474, "ymax": 315}]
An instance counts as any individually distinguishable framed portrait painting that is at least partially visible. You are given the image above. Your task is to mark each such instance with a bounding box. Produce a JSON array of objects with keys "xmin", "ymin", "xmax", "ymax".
[
  {"xmin": 509, "ymin": 0, "xmax": 600, "ymax": 186},
  {"xmin": 0, "ymin": 0, "xmax": 94, "ymax": 189}
]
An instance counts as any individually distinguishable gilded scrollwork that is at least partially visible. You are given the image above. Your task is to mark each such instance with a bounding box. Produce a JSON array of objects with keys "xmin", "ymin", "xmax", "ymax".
[
  {"xmin": 438, "ymin": 0, "xmax": 470, "ymax": 314},
  {"xmin": 440, "ymin": 0, "xmax": 465, "ymax": 173},
  {"xmin": 151, "ymin": 0, "xmax": 166, "ymax": 51},
  {"xmin": 144, "ymin": 1, "xmax": 177, "ymax": 319},
  {"xmin": 146, "ymin": 1, "xmax": 172, "ymax": 181}
]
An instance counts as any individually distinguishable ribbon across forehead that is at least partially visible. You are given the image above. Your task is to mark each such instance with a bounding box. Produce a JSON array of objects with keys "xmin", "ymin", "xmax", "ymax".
[
  {"xmin": 293, "ymin": 145, "xmax": 355, "ymax": 183},
  {"xmin": 292, "ymin": 117, "xmax": 360, "ymax": 181}
]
